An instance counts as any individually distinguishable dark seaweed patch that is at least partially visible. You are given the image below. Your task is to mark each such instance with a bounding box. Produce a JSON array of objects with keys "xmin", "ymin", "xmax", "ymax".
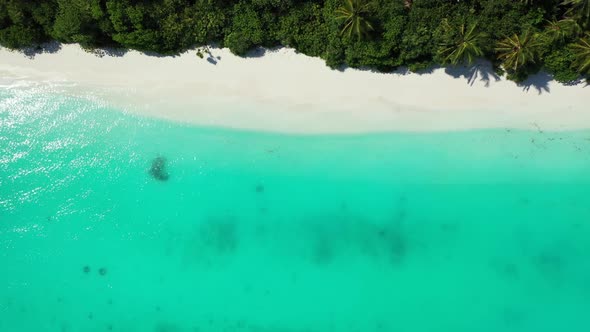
[
  {"xmin": 312, "ymin": 238, "xmax": 334, "ymax": 265},
  {"xmin": 502, "ymin": 308, "xmax": 526, "ymax": 326},
  {"xmin": 374, "ymin": 223, "xmax": 407, "ymax": 264},
  {"xmin": 533, "ymin": 251, "xmax": 564, "ymax": 279},
  {"xmin": 490, "ymin": 260, "xmax": 520, "ymax": 279},
  {"xmin": 386, "ymin": 230, "xmax": 406, "ymax": 264},
  {"xmin": 150, "ymin": 157, "xmax": 170, "ymax": 181},
  {"xmin": 198, "ymin": 217, "xmax": 238, "ymax": 254},
  {"xmin": 155, "ymin": 322, "xmax": 181, "ymax": 332}
]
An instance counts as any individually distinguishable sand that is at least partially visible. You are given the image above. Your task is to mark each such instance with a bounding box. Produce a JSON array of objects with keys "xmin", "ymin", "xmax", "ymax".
[{"xmin": 0, "ymin": 44, "xmax": 589, "ymax": 133}]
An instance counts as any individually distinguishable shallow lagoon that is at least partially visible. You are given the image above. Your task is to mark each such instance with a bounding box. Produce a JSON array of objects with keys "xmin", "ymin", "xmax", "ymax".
[{"xmin": 1, "ymin": 88, "xmax": 590, "ymax": 332}]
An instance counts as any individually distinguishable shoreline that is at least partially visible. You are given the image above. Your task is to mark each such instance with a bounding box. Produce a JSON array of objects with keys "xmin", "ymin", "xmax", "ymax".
[{"xmin": 1, "ymin": 44, "xmax": 589, "ymax": 133}]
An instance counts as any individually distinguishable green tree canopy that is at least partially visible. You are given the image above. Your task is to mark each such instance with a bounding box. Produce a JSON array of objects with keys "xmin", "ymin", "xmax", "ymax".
[
  {"xmin": 438, "ymin": 21, "xmax": 487, "ymax": 65},
  {"xmin": 496, "ymin": 30, "xmax": 541, "ymax": 71},
  {"xmin": 562, "ymin": 0, "xmax": 590, "ymax": 28},
  {"xmin": 1, "ymin": 0, "xmax": 590, "ymax": 82},
  {"xmin": 335, "ymin": 0, "xmax": 374, "ymax": 40},
  {"xmin": 571, "ymin": 32, "xmax": 590, "ymax": 74}
]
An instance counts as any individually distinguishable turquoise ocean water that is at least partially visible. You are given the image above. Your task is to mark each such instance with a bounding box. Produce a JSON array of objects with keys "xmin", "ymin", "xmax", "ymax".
[{"xmin": 1, "ymin": 85, "xmax": 590, "ymax": 332}]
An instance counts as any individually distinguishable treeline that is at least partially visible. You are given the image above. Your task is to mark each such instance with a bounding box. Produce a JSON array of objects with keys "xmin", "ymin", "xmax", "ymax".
[{"xmin": 1, "ymin": 0, "xmax": 589, "ymax": 82}]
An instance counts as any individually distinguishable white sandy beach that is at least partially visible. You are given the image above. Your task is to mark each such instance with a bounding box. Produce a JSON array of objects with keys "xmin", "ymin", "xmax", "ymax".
[{"xmin": 0, "ymin": 44, "xmax": 588, "ymax": 133}]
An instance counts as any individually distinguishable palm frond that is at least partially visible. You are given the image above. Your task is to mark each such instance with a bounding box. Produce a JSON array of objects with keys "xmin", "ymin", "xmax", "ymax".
[
  {"xmin": 335, "ymin": 0, "xmax": 374, "ymax": 40},
  {"xmin": 562, "ymin": 0, "xmax": 590, "ymax": 28},
  {"xmin": 495, "ymin": 31, "xmax": 540, "ymax": 71},
  {"xmin": 439, "ymin": 23, "xmax": 486, "ymax": 65},
  {"xmin": 572, "ymin": 32, "xmax": 590, "ymax": 74}
]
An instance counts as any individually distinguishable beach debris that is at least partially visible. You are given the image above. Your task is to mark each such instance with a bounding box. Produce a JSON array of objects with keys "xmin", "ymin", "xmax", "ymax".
[
  {"xmin": 196, "ymin": 46, "xmax": 219, "ymax": 64},
  {"xmin": 196, "ymin": 46, "xmax": 212, "ymax": 59},
  {"xmin": 255, "ymin": 184, "xmax": 265, "ymax": 193},
  {"xmin": 98, "ymin": 267, "xmax": 108, "ymax": 276},
  {"xmin": 149, "ymin": 156, "xmax": 170, "ymax": 181},
  {"xmin": 82, "ymin": 265, "xmax": 91, "ymax": 274}
]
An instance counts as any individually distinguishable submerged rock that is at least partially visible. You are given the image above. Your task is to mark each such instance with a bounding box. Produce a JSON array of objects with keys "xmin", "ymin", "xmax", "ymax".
[{"xmin": 150, "ymin": 157, "xmax": 170, "ymax": 181}]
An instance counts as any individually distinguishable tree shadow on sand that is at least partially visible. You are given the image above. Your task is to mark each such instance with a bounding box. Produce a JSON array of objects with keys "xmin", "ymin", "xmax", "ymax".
[
  {"xmin": 89, "ymin": 47, "xmax": 128, "ymax": 58},
  {"xmin": 518, "ymin": 71, "xmax": 552, "ymax": 94},
  {"xmin": 21, "ymin": 41, "xmax": 62, "ymax": 58},
  {"xmin": 517, "ymin": 71, "xmax": 588, "ymax": 94},
  {"xmin": 244, "ymin": 46, "xmax": 267, "ymax": 58},
  {"xmin": 444, "ymin": 61, "xmax": 501, "ymax": 87}
]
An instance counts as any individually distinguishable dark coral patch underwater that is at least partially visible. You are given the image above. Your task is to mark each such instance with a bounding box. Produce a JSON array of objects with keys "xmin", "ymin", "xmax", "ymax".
[{"xmin": 150, "ymin": 156, "xmax": 170, "ymax": 181}]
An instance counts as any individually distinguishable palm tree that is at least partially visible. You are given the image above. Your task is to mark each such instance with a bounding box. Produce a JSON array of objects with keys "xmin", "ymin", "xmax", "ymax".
[
  {"xmin": 439, "ymin": 23, "xmax": 487, "ymax": 65},
  {"xmin": 572, "ymin": 32, "xmax": 590, "ymax": 74},
  {"xmin": 542, "ymin": 19, "xmax": 580, "ymax": 43},
  {"xmin": 335, "ymin": 0, "xmax": 374, "ymax": 40},
  {"xmin": 495, "ymin": 31, "xmax": 541, "ymax": 71},
  {"xmin": 562, "ymin": 0, "xmax": 590, "ymax": 28}
]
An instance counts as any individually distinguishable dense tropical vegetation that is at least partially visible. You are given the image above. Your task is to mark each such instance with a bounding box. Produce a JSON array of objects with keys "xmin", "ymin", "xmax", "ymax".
[{"xmin": 1, "ymin": 0, "xmax": 590, "ymax": 82}]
